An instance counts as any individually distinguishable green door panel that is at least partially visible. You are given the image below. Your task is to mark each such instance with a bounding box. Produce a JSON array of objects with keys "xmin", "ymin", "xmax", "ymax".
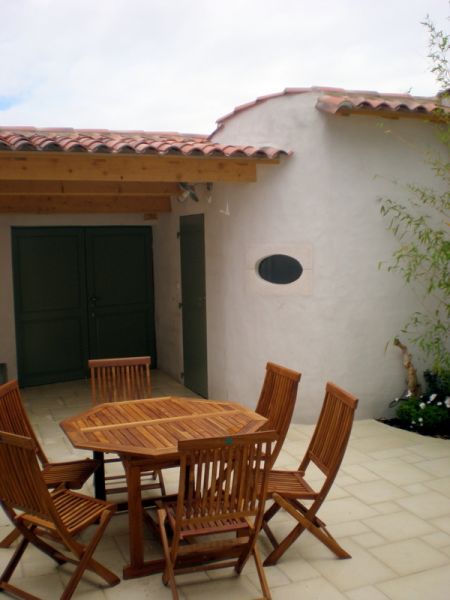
[
  {"xmin": 12, "ymin": 228, "xmax": 88, "ymax": 386},
  {"xmin": 180, "ymin": 214, "xmax": 208, "ymax": 397},
  {"xmin": 85, "ymin": 227, "xmax": 156, "ymax": 361},
  {"xmin": 21, "ymin": 318, "xmax": 86, "ymax": 377},
  {"xmin": 91, "ymin": 309, "xmax": 152, "ymax": 358}
]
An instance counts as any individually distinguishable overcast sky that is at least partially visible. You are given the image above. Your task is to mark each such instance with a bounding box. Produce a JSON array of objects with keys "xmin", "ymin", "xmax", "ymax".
[{"xmin": 0, "ymin": 0, "xmax": 448, "ymax": 134}]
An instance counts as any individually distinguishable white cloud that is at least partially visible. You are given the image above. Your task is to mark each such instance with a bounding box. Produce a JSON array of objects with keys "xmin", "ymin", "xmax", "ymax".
[{"xmin": 0, "ymin": 0, "xmax": 448, "ymax": 132}]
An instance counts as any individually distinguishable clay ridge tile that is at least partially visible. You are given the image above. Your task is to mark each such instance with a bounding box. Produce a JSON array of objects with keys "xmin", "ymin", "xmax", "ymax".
[{"xmin": 316, "ymin": 91, "xmax": 446, "ymax": 118}]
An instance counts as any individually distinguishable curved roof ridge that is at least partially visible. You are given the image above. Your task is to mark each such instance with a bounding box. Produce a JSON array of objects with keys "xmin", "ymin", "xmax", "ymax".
[{"xmin": 210, "ymin": 86, "xmax": 444, "ymax": 137}]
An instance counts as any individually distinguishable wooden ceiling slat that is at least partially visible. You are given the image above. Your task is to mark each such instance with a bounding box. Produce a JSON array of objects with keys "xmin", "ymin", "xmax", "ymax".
[
  {"xmin": 0, "ymin": 195, "xmax": 171, "ymax": 213},
  {"xmin": 0, "ymin": 180, "xmax": 181, "ymax": 195}
]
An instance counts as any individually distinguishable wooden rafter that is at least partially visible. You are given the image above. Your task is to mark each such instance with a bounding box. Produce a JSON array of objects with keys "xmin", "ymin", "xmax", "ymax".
[
  {"xmin": 0, "ymin": 153, "xmax": 270, "ymax": 183},
  {"xmin": 0, "ymin": 151, "xmax": 281, "ymax": 213}
]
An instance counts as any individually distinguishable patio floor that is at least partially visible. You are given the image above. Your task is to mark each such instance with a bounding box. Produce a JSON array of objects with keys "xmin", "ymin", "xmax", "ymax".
[{"xmin": 1, "ymin": 371, "xmax": 449, "ymax": 600}]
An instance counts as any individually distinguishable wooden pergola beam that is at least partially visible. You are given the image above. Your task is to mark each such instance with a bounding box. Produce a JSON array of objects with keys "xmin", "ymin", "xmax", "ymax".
[
  {"xmin": 0, "ymin": 180, "xmax": 181, "ymax": 196},
  {"xmin": 0, "ymin": 152, "xmax": 271, "ymax": 183},
  {"xmin": 0, "ymin": 195, "xmax": 172, "ymax": 213}
]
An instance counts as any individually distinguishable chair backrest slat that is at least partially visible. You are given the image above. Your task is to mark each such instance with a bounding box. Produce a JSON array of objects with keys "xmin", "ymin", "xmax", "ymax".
[
  {"xmin": 301, "ymin": 382, "xmax": 358, "ymax": 481},
  {"xmin": 177, "ymin": 431, "xmax": 277, "ymax": 529},
  {"xmin": 0, "ymin": 380, "xmax": 48, "ymax": 466},
  {"xmin": 0, "ymin": 431, "xmax": 54, "ymax": 520},
  {"xmin": 89, "ymin": 356, "xmax": 152, "ymax": 404},
  {"xmin": 256, "ymin": 362, "xmax": 301, "ymax": 466}
]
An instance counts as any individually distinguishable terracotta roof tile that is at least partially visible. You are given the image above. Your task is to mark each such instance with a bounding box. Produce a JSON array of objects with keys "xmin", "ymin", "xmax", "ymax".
[
  {"xmin": 0, "ymin": 127, "xmax": 288, "ymax": 159},
  {"xmin": 315, "ymin": 91, "xmax": 445, "ymax": 119}
]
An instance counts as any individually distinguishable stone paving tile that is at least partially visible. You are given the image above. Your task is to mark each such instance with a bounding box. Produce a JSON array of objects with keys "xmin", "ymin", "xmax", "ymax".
[
  {"xmin": 362, "ymin": 458, "xmax": 433, "ymax": 486},
  {"xmin": 341, "ymin": 464, "xmax": 380, "ymax": 482},
  {"xmin": 305, "ymin": 539, "xmax": 396, "ymax": 591},
  {"xmin": 344, "ymin": 480, "xmax": 407, "ymax": 504},
  {"xmin": 351, "ymin": 531, "xmax": 385, "ymax": 549},
  {"xmin": 319, "ymin": 496, "xmax": 380, "ymax": 524},
  {"xmin": 364, "ymin": 511, "xmax": 436, "ymax": 541},
  {"xmin": 271, "ymin": 577, "xmax": 347, "ymax": 599},
  {"xmin": 426, "ymin": 477, "xmax": 450, "ymax": 497},
  {"xmin": 372, "ymin": 501, "xmax": 403, "ymax": 515},
  {"xmin": 346, "ymin": 584, "xmax": 391, "ymax": 600},
  {"xmin": 431, "ymin": 515, "xmax": 450, "ymax": 535},
  {"xmin": 377, "ymin": 564, "xmax": 450, "ymax": 600},
  {"xmin": 370, "ymin": 538, "xmax": 448, "ymax": 576},
  {"xmin": 416, "ymin": 456, "xmax": 450, "ymax": 478},
  {"xmin": 396, "ymin": 490, "xmax": 449, "ymax": 518},
  {"xmin": 181, "ymin": 572, "xmax": 259, "ymax": 600},
  {"xmin": 422, "ymin": 530, "xmax": 450, "ymax": 548},
  {"xmin": 0, "ymin": 373, "xmax": 449, "ymax": 599},
  {"xmin": 401, "ymin": 482, "xmax": 431, "ymax": 495},
  {"xmin": 406, "ymin": 441, "xmax": 450, "ymax": 460}
]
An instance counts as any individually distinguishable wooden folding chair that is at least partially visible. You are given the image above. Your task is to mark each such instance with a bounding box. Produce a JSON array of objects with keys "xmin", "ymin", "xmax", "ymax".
[
  {"xmin": 88, "ymin": 356, "xmax": 165, "ymax": 498},
  {"xmin": 156, "ymin": 430, "xmax": 278, "ymax": 600},
  {"xmin": 0, "ymin": 430, "xmax": 120, "ymax": 600},
  {"xmin": 262, "ymin": 382, "xmax": 358, "ymax": 565},
  {"xmin": 0, "ymin": 380, "xmax": 99, "ymax": 548},
  {"xmin": 256, "ymin": 362, "xmax": 301, "ymax": 467}
]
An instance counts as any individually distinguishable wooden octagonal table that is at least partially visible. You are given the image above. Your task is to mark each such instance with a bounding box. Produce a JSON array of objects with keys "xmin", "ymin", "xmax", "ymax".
[{"xmin": 60, "ymin": 396, "xmax": 267, "ymax": 579}]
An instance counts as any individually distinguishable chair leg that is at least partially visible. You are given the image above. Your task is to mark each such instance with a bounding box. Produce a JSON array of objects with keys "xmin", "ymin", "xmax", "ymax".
[
  {"xmin": 252, "ymin": 543, "xmax": 272, "ymax": 600},
  {"xmin": 0, "ymin": 533, "xmax": 29, "ymax": 585},
  {"xmin": 156, "ymin": 469, "xmax": 166, "ymax": 496},
  {"xmin": 61, "ymin": 511, "xmax": 120, "ymax": 600},
  {"xmin": 280, "ymin": 495, "xmax": 350, "ymax": 558},
  {"xmin": 0, "ymin": 527, "xmax": 20, "ymax": 548},
  {"xmin": 261, "ymin": 500, "xmax": 283, "ymax": 551},
  {"xmin": 13, "ymin": 522, "xmax": 68, "ymax": 566},
  {"xmin": 264, "ymin": 493, "xmax": 351, "ymax": 566},
  {"xmin": 302, "ymin": 514, "xmax": 351, "ymax": 559},
  {"xmin": 157, "ymin": 509, "xmax": 179, "ymax": 600},
  {"xmin": 263, "ymin": 500, "xmax": 282, "ymax": 524}
]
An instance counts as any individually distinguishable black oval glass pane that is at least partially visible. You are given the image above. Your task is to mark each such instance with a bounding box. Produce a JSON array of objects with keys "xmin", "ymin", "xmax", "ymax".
[{"xmin": 258, "ymin": 254, "xmax": 303, "ymax": 284}]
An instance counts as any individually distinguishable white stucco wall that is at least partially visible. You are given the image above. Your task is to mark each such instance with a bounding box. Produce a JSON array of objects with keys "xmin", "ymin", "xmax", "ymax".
[
  {"xmin": 1, "ymin": 91, "xmax": 444, "ymax": 424},
  {"xmin": 153, "ymin": 92, "xmax": 445, "ymax": 422}
]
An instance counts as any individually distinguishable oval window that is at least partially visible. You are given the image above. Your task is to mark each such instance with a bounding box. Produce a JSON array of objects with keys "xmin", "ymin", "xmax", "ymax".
[{"xmin": 257, "ymin": 254, "xmax": 303, "ymax": 284}]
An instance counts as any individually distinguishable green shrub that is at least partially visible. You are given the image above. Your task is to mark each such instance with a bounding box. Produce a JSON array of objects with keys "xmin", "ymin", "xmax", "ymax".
[{"xmin": 395, "ymin": 369, "xmax": 450, "ymax": 435}]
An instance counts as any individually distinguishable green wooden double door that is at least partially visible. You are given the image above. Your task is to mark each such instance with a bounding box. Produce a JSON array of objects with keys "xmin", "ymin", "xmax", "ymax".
[{"xmin": 12, "ymin": 226, "xmax": 156, "ymax": 387}]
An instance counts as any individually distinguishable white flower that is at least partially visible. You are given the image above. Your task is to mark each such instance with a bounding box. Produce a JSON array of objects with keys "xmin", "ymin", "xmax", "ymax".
[
  {"xmin": 445, "ymin": 397, "xmax": 450, "ymax": 408},
  {"xmin": 419, "ymin": 402, "xmax": 426, "ymax": 409},
  {"xmin": 437, "ymin": 402, "xmax": 442, "ymax": 406},
  {"xmin": 430, "ymin": 393, "xmax": 437, "ymax": 402},
  {"xmin": 418, "ymin": 417, "xmax": 423, "ymax": 422}
]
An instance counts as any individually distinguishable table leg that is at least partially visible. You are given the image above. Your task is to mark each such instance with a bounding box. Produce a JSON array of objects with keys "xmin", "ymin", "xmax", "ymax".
[
  {"xmin": 122, "ymin": 458, "xmax": 166, "ymax": 579},
  {"xmin": 93, "ymin": 451, "xmax": 106, "ymax": 501},
  {"xmin": 123, "ymin": 459, "xmax": 143, "ymax": 577}
]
